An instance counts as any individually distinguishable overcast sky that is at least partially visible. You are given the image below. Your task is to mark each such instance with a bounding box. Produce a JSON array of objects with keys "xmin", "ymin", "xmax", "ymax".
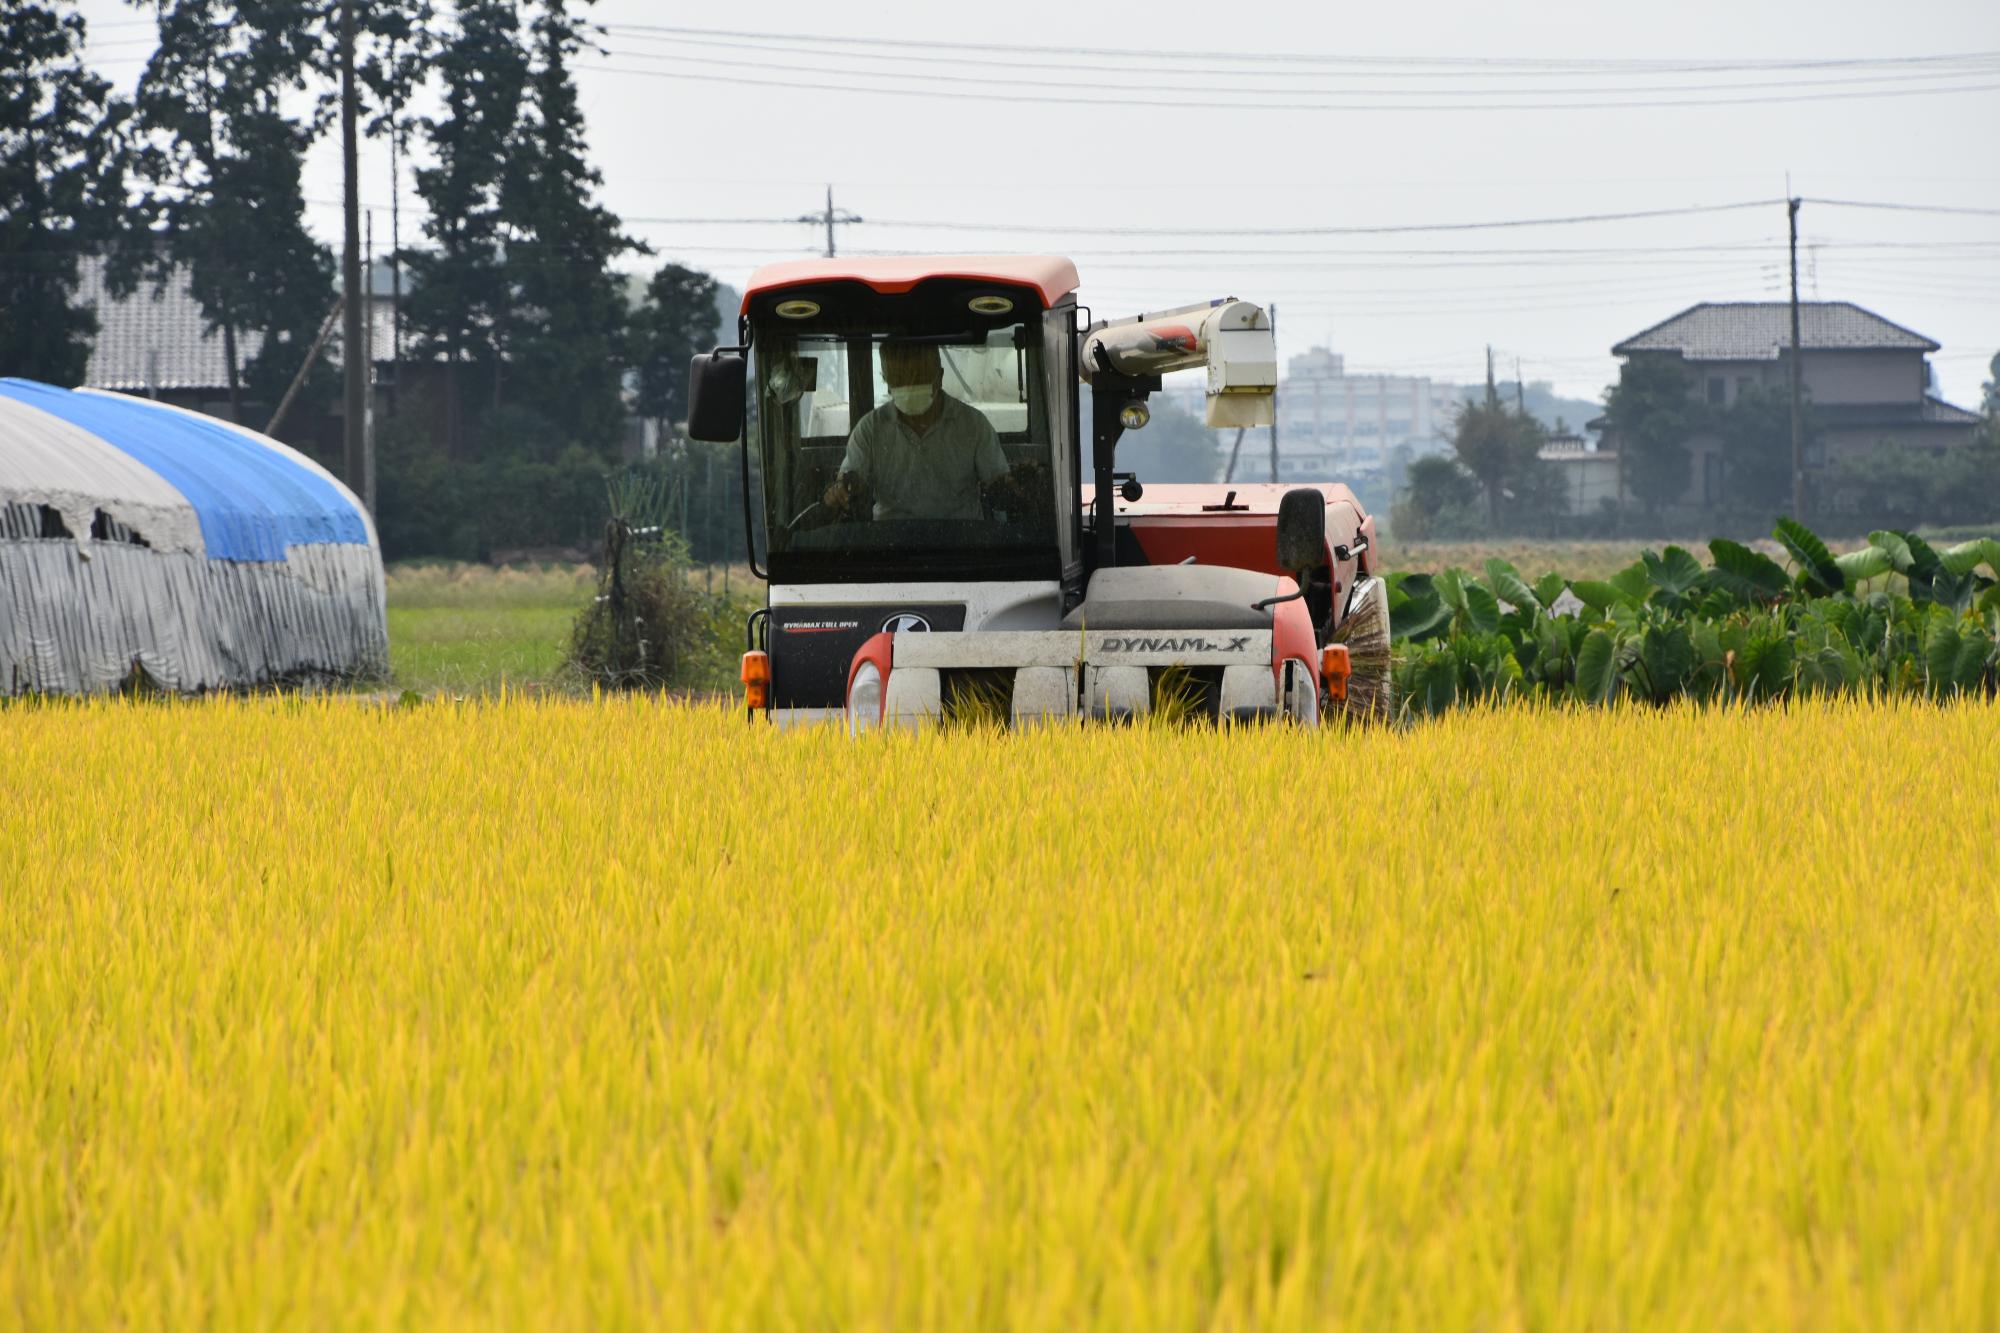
[{"xmin": 76, "ymin": 0, "xmax": 2000, "ymax": 408}]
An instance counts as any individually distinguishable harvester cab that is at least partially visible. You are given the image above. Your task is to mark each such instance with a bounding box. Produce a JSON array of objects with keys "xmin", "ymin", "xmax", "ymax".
[{"xmin": 688, "ymin": 255, "xmax": 1389, "ymax": 728}]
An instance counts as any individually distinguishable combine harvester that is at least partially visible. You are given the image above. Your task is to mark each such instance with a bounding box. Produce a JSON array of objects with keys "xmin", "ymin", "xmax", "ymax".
[{"xmin": 687, "ymin": 255, "xmax": 1390, "ymax": 728}]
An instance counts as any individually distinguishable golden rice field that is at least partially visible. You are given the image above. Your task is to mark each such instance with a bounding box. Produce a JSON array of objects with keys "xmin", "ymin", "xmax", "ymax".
[{"xmin": 3, "ymin": 697, "xmax": 1997, "ymax": 1330}]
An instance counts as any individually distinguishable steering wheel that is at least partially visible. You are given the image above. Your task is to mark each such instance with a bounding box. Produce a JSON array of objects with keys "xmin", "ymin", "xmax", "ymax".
[{"xmin": 785, "ymin": 501, "xmax": 830, "ymax": 536}]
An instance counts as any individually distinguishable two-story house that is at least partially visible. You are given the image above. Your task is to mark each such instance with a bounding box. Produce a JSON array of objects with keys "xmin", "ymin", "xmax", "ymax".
[{"xmin": 1596, "ymin": 301, "xmax": 1981, "ymax": 512}]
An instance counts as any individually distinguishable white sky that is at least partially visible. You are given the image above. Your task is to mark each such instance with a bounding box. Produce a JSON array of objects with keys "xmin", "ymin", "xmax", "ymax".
[{"xmin": 76, "ymin": 0, "xmax": 2000, "ymax": 408}]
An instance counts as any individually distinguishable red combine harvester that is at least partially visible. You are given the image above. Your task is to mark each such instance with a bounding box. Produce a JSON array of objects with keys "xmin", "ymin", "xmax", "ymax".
[{"xmin": 687, "ymin": 255, "xmax": 1390, "ymax": 727}]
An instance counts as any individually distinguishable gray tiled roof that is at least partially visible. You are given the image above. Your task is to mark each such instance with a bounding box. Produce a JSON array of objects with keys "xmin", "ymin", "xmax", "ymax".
[
  {"xmin": 1818, "ymin": 397, "xmax": 1984, "ymax": 429},
  {"xmin": 76, "ymin": 256, "xmax": 263, "ymax": 392},
  {"xmin": 75, "ymin": 256, "xmax": 395, "ymax": 392},
  {"xmin": 1613, "ymin": 302, "xmax": 1940, "ymax": 360}
]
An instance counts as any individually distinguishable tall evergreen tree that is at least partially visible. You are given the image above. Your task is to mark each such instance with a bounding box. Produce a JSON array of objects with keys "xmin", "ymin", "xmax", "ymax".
[
  {"xmin": 128, "ymin": 0, "xmax": 333, "ymax": 419},
  {"xmin": 0, "ymin": 3, "xmax": 130, "ymax": 385},
  {"xmin": 496, "ymin": 0, "xmax": 638, "ymax": 453},
  {"xmin": 402, "ymin": 0, "xmax": 527, "ymax": 454},
  {"xmin": 629, "ymin": 262, "xmax": 719, "ymax": 431}
]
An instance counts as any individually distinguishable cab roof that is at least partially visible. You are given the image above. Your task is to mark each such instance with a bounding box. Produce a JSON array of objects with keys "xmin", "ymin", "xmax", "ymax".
[{"xmin": 741, "ymin": 255, "xmax": 1080, "ymax": 313}]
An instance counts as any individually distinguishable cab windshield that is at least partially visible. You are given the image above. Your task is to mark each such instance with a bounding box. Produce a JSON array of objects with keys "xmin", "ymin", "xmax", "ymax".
[{"xmin": 754, "ymin": 321, "xmax": 1057, "ymax": 578}]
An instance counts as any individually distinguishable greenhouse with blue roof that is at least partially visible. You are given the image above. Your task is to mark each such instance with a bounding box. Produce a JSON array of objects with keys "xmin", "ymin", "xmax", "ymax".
[{"xmin": 0, "ymin": 379, "xmax": 387, "ymax": 695}]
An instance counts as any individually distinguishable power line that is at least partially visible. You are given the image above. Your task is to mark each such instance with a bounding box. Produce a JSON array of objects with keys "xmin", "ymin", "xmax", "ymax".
[
  {"xmin": 625, "ymin": 199, "xmax": 1781, "ymax": 238},
  {"xmin": 605, "ymin": 24, "xmax": 2000, "ymax": 76},
  {"xmin": 597, "ymin": 35, "xmax": 2000, "ymax": 98},
  {"xmin": 585, "ymin": 57, "xmax": 2000, "ymax": 113},
  {"xmin": 1805, "ymin": 197, "xmax": 2000, "ymax": 217}
]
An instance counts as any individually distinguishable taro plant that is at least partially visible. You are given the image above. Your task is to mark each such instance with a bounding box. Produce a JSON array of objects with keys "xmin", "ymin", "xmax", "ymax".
[{"xmin": 1388, "ymin": 520, "xmax": 2000, "ymax": 718}]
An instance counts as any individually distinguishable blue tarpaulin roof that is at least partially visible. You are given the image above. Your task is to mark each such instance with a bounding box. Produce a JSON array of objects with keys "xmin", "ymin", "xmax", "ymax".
[{"xmin": 0, "ymin": 379, "xmax": 368, "ymax": 561}]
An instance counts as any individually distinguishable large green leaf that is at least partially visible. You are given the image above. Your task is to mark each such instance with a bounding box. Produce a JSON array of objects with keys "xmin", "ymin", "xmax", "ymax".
[
  {"xmin": 1483, "ymin": 559, "xmax": 1539, "ymax": 615},
  {"xmin": 1608, "ymin": 560, "xmax": 1653, "ymax": 607},
  {"xmin": 1733, "ymin": 635, "xmax": 1795, "ymax": 701},
  {"xmin": 1433, "ymin": 568, "xmax": 1469, "ymax": 616},
  {"xmin": 1931, "ymin": 568, "xmax": 1979, "ymax": 617},
  {"xmin": 1642, "ymin": 546, "xmax": 1705, "ymax": 600},
  {"xmin": 1637, "ymin": 624, "xmax": 1695, "ymax": 701},
  {"xmin": 1531, "ymin": 571, "xmax": 1568, "ymax": 611},
  {"xmin": 1925, "ymin": 620, "xmax": 1963, "ymax": 696},
  {"xmin": 1940, "ymin": 538, "xmax": 2000, "ymax": 579},
  {"xmin": 1868, "ymin": 529, "xmax": 1914, "ymax": 573},
  {"xmin": 1461, "ymin": 583, "xmax": 1502, "ymax": 634},
  {"xmin": 1834, "ymin": 545, "xmax": 1893, "ymax": 585},
  {"xmin": 1774, "ymin": 517, "xmax": 1844, "ymax": 597},
  {"xmin": 1389, "ymin": 575, "xmax": 1452, "ymax": 642},
  {"xmin": 1707, "ymin": 539, "xmax": 1791, "ymax": 605},
  {"xmin": 1575, "ymin": 629, "xmax": 1619, "ymax": 703},
  {"xmin": 1414, "ymin": 653, "xmax": 1459, "ymax": 715},
  {"xmin": 1953, "ymin": 628, "xmax": 1992, "ymax": 691},
  {"xmin": 1568, "ymin": 580, "xmax": 1622, "ymax": 614},
  {"xmin": 1797, "ymin": 642, "xmax": 1858, "ymax": 695}
]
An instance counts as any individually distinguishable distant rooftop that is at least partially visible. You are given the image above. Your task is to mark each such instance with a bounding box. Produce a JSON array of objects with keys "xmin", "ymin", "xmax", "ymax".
[
  {"xmin": 75, "ymin": 256, "xmax": 392, "ymax": 393},
  {"xmin": 1613, "ymin": 302, "xmax": 1939, "ymax": 361}
]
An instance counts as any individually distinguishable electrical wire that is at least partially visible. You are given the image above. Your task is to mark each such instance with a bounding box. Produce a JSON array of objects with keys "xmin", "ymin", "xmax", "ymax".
[
  {"xmin": 595, "ymin": 36, "xmax": 2000, "ymax": 99},
  {"xmin": 583, "ymin": 58, "xmax": 2000, "ymax": 114},
  {"xmin": 626, "ymin": 199, "xmax": 1781, "ymax": 237},
  {"xmin": 604, "ymin": 24, "xmax": 2000, "ymax": 77}
]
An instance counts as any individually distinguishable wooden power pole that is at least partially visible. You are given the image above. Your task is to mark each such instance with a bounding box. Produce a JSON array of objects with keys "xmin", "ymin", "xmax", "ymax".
[
  {"xmin": 1267, "ymin": 303, "xmax": 1280, "ymax": 482},
  {"xmin": 339, "ymin": 0, "xmax": 366, "ymax": 504},
  {"xmin": 1787, "ymin": 196, "xmax": 1806, "ymax": 520}
]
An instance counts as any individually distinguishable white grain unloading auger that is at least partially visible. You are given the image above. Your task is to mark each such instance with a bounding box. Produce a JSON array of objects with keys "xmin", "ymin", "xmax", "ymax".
[{"xmin": 686, "ymin": 255, "xmax": 1390, "ymax": 728}]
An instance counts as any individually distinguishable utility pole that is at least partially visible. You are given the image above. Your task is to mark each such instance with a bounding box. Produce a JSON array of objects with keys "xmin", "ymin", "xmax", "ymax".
[
  {"xmin": 1787, "ymin": 195, "xmax": 1806, "ymax": 520},
  {"xmin": 339, "ymin": 0, "xmax": 365, "ymax": 504},
  {"xmin": 1267, "ymin": 302, "xmax": 1280, "ymax": 482},
  {"xmin": 363, "ymin": 209, "xmax": 376, "ymax": 516},
  {"xmin": 1514, "ymin": 358, "xmax": 1526, "ymax": 416},
  {"xmin": 798, "ymin": 185, "xmax": 863, "ymax": 258}
]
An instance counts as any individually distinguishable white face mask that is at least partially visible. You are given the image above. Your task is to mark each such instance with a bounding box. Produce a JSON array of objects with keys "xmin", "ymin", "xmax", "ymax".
[{"xmin": 889, "ymin": 383, "xmax": 935, "ymax": 416}]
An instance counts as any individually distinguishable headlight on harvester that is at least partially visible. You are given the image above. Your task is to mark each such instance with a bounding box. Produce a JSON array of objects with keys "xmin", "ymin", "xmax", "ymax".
[{"xmin": 847, "ymin": 661, "xmax": 883, "ymax": 734}]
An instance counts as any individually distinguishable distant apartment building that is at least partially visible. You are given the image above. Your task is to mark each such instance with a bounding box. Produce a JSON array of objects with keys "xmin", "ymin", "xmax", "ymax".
[{"xmin": 1270, "ymin": 348, "xmax": 1462, "ymax": 484}]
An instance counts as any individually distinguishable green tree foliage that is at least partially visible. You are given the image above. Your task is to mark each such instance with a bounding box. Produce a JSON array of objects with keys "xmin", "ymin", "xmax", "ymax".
[
  {"xmin": 402, "ymin": 0, "xmax": 528, "ymax": 451},
  {"xmin": 1116, "ymin": 397, "xmax": 1222, "ymax": 483},
  {"xmin": 629, "ymin": 262, "xmax": 719, "ymax": 429},
  {"xmin": 0, "ymin": 2, "xmax": 129, "ymax": 386},
  {"xmin": 1822, "ymin": 438, "xmax": 2000, "ymax": 532},
  {"xmin": 1391, "ymin": 454, "xmax": 1482, "ymax": 539},
  {"xmin": 1605, "ymin": 355, "xmax": 1697, "ymax": 515},
  {"xmin": 1451, "ymin": 398, "xmax": 1546, "ymax": 522},
  {"xmin": 1982, "ymin": 351, "xmax": 1999, "ymax": 418},
  {"xmin": 1712, "ymin": 381, "xmax": 1808, "ymax": 518},
  {"xmin": 128, "ymin": 0, "xmax": 333, "ymax": 416},
  {"xmin": 496, "ymin": 0, "xmax": 639, "ymax": 453}
]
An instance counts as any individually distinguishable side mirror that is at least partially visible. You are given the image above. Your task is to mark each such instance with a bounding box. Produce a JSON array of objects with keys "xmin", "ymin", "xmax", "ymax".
[
  {"xmin": 1275, "ymin": 488, "xmax": 1326, "ymax": 575},
  {"xmin": 687, "ymin": 348, "xmax": 747, "ymax": 442}
]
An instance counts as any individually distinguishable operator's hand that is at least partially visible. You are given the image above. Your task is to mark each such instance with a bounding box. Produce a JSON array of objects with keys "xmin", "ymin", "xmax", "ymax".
[{"xmin": 822, "ymin": 477, "xmax": 851, "ymax": 513}]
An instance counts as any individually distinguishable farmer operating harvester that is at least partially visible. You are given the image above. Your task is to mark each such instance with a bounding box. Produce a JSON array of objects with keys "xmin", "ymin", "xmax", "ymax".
[{"xmin": 687, "ymin": 255, "xmax": 1390, "ymax": 728}]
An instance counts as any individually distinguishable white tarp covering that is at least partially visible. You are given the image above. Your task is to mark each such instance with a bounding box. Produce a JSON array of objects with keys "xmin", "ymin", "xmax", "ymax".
[
  {"xmin": 0, "ymin": 396, "xmax": 206, "ymax": 556},
  {"xmin": 1, "ymin": 381, "xmax": 388, "ymax": 695}
]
